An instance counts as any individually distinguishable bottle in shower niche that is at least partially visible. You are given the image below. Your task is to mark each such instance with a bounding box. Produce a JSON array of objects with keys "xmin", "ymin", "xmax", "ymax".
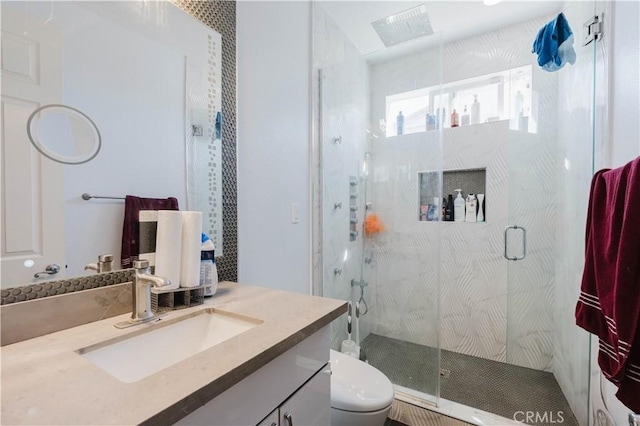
[
  {"xmin": 453, "ymin": 189, "xmax": 465, "ymax": 222},
  {"xmin": 477, "ymin": 194, "xmax": 485, "ymax": 222},
  {"xmin": 465, "ymin": 194, "xmax": 477, "ymax": 223},
  {"xmin": 397, "ymin": 111, "xmax": 404, "ymax": 135},
  {"xmin": 420, "ymin": 204, "xmax": 429, "ymax": 221},
  {"xmin": 442, "ymin": 197, "xmax": 447, "ymax": 220},
  {"xmin": 427, "ymin": 197, "xmax": 440, "ymax": 221},
  {"xmin": 471, "ymin": 95, "xmax": 481, "ymax": 125},
  {"xmin": 444, "ymin": 194, "xmax": 454, "ymax": 221}
]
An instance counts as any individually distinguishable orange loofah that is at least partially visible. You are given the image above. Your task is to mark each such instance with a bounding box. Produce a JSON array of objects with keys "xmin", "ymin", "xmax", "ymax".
[{"xmin": 364, "ymin": 213, "xmax": 385, "ymax": 237}]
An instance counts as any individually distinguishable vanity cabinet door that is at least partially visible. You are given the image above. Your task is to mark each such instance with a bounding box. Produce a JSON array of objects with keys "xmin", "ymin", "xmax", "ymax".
[
  {"xmin": 279, "ymin": 365, "xmax": 331, "ymax": 426},
  {"xmin": 257, "ymin": 408, "xmax": 279, "ymax": 426}
]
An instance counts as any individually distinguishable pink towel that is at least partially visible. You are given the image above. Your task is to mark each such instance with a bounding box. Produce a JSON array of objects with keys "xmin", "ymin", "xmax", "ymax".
[
  {"xmin": 576, "ymin": 156, "xmax": 640, "ymax": 411},
  {"xmin": 121, "ymin": 195, "xmax": 179, "ymax": 268}
]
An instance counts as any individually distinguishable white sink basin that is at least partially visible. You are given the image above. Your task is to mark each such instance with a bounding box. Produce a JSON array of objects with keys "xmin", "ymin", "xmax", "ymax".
[{"xmin": 79, "ymin": 308, "xmax": 262, "ymax": 383}]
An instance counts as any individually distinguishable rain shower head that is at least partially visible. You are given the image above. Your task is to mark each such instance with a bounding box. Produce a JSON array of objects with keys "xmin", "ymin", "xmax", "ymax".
[{"xmin": 371, "ymin": 4, "xmax": 434, "ymax": 48}]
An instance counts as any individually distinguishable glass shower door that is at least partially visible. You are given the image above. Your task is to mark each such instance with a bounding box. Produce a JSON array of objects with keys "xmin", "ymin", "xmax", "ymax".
[
  {"xmin": 505, "ymin": 3, "xmax": 600, "ymax": 425},
  {"xmin": 313, "ymin": 1, "xmax": 444, "ymax": 407}
]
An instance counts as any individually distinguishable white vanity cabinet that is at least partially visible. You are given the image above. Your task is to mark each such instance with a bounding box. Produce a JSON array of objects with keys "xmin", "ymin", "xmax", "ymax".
[
  {"xmin": 276, "ymin": 367, "xmax": 331, "ymax": 426},
  {"xmin": 257, "ymin": 368, "xmax": 330, "ymax": 426},
  {"xmin": 175, "ymin": 326, "xmax": 331, "ymax": 426}
]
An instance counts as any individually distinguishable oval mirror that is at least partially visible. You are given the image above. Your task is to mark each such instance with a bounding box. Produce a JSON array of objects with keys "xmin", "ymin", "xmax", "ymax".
[{"xmin": 27, "ymin": 104, "xmax": 102, "ymax": 165}]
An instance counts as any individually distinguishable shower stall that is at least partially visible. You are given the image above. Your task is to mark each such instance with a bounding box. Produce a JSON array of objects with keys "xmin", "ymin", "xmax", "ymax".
[{"xmin": 312, "ymin": 1, "xmax": 609, "ymax": 425}]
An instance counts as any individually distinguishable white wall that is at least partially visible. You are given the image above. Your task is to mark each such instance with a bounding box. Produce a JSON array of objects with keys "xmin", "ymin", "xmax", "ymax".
[
  {"xmin": 609, "ymin": 0, "xmax": 640, "ymax": 169},
  {"xmin": 237, "ymin": 1, "xmax": 312, "ymax": 294}
]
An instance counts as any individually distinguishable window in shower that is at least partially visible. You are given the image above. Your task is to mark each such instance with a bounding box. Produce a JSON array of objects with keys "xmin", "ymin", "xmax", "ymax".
[
  {"xmin": 386, "ymin": 88, "xmax": 430, "ymax": 137},
  {"xmin": 386, "ymin": 65, "xmax": 532, "ymax": 134}
]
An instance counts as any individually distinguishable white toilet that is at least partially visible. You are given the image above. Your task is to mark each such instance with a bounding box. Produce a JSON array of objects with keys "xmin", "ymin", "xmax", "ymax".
[{"xmin": 330, "ymin": 349, "xmax": 395, "ymax": 425}]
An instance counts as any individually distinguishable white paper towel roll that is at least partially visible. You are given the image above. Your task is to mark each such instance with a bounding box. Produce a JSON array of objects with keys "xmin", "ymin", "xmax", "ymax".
[
  {"xmin": 180, "ymin": 211, "xmax": 203, "ymax": 288},
  {"xmin": 154, "ymin": 211, "xmax": 182, "ymax": 290}
]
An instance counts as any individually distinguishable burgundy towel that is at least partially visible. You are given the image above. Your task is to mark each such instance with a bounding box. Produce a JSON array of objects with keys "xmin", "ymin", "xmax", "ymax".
[
  {"xmin": 121, "ymin": 195, "xmax": 179, "ymax": 268},
  {"xmin": 576, "ymin": 156, "xmax": 640, "ymax": 411}
]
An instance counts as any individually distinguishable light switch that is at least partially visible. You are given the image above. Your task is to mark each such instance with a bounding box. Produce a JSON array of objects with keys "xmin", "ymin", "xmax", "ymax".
[{"xmin": 291, "ymin": 202, "xmax": 300, "ymax": 224}]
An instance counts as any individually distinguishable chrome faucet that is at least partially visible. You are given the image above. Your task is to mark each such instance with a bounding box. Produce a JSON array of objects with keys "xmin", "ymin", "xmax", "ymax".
[
  {"xmin": 84, "ymin": 254, "xmax": 114, "ymax": 273},
  {"xmin": 115, "ymin": 260, "xmax": 170, "ymax": 329}
]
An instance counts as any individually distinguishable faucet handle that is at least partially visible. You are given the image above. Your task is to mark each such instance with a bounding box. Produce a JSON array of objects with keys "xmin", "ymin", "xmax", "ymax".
[
  {"xmin": 98, "ymin": 254, "xmax": 113, "ymax": 263},
  {"xmin": 133, "ymin": 260, "xmax": 150, "ymax": 270}
]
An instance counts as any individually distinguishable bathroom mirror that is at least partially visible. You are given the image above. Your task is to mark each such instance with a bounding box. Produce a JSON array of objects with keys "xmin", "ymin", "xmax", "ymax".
[
  {"xmin": 26, "ymin": 104, "xmax": 102, "ymax": 165},
  {"xmin": 1, "ymin": 1, "xmax": 223, "ymax": 288}
]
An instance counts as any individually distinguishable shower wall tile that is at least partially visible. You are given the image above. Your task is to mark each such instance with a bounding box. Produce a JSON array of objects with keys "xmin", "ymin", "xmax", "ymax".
[{"xmin": 439, "ymin": 122, "xmax": 510, "ymax": 362}]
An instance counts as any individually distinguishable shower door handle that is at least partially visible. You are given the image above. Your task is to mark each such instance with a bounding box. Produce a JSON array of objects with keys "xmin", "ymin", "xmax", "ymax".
[{"xmin": 504, "ymin": 225, "xmax": 526, "ymax": 261}]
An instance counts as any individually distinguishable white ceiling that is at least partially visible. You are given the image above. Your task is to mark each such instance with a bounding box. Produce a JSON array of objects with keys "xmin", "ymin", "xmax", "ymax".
[{"xmin": 319, "ymin": 1, "xmax": 565, "ymax": 63}]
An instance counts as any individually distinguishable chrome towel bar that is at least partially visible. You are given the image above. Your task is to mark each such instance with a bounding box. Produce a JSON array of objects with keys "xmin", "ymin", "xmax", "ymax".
[{"xmin": 82, "ymin": 193, "xmax": 125, "ymax": 201}]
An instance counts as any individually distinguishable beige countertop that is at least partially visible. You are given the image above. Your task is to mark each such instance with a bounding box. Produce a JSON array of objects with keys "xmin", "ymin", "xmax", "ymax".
[{"xmin": 0, "ymin": 282, "xmax": 346, "ymax": 425}]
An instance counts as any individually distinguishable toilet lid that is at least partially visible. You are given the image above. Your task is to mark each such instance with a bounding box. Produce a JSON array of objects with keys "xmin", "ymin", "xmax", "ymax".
[{"xmin": 330, "ymin": 349, "xmax": 395, "ymax": 412}]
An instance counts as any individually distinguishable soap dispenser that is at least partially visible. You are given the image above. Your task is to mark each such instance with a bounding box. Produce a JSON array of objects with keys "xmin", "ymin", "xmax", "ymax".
[{"xmin": 454, "ymin": 189, "xmax": 465, "ymax": 222}]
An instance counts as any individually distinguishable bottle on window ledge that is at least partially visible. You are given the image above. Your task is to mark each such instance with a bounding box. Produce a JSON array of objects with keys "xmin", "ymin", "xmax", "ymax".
[
  {"xmin": 396, "ymin": 111, "xmax": 404, "ymax": 135},
  {"xmin": 451, "ymin": 109, "xmax": 459, "ymax": 127}
]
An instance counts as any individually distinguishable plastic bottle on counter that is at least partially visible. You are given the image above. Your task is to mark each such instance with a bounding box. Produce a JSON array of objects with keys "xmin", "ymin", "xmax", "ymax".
[{"xmin": 200, "ymin": 233, "xmax": 218, "ymax": 296}]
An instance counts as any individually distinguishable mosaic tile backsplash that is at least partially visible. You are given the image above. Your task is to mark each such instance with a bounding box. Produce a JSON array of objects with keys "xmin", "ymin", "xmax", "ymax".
[{"xmin": 1, "ymin": 270, "xmax": 134, "ymax": 305}]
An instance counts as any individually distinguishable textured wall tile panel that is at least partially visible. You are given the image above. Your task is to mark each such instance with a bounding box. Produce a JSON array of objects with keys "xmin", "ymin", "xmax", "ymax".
[{"xmin": 174, "ymin": 0, "xmax": 237, "ymax": 282}]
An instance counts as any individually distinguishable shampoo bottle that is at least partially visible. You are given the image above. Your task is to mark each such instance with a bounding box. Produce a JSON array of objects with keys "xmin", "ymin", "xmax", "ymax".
[
  {"xmin": 444, "ymin": 194, "xmax": 454, "ymax": 221},
  {"xmin": 465, "ymin": 194, "xmax": 477, "ymax": 223},
  {"xmin": 471, "ymin": 95, "xmax": 481, "ymax": 124},
  {"xmin": 454, "ymin": 189, "xmax": 465, "ymax": 222},
  {"xmin": 477, "ymin": 194, "xmax": 485, "ymax": 222}
]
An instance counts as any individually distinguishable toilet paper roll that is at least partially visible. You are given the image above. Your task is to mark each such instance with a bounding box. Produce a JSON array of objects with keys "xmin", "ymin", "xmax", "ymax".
[
  {"xmin": 154, "ymin": 211, "xmax": 182, "ymax": 290},
  {"xmin": 180, "ymin": 211, "xmax": 203, "ymax": 288}
]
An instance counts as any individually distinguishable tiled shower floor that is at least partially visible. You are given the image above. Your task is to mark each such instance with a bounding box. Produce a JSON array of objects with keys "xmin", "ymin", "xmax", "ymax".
[{"xmin": 361, "ymin": 334, "xmax": 579, "ymax": 426}]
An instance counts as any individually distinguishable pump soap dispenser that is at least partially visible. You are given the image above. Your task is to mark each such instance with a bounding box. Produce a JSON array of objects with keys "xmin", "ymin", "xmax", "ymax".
[{"xmin": 454, "ymin": 189, "xmax": 465, "ymax": 222}]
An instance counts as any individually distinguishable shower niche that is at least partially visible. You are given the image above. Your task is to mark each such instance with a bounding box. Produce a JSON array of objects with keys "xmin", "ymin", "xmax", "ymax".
[{"xmin": 418, "ymin": 168, "xmax": 486, "ymax": 222}]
